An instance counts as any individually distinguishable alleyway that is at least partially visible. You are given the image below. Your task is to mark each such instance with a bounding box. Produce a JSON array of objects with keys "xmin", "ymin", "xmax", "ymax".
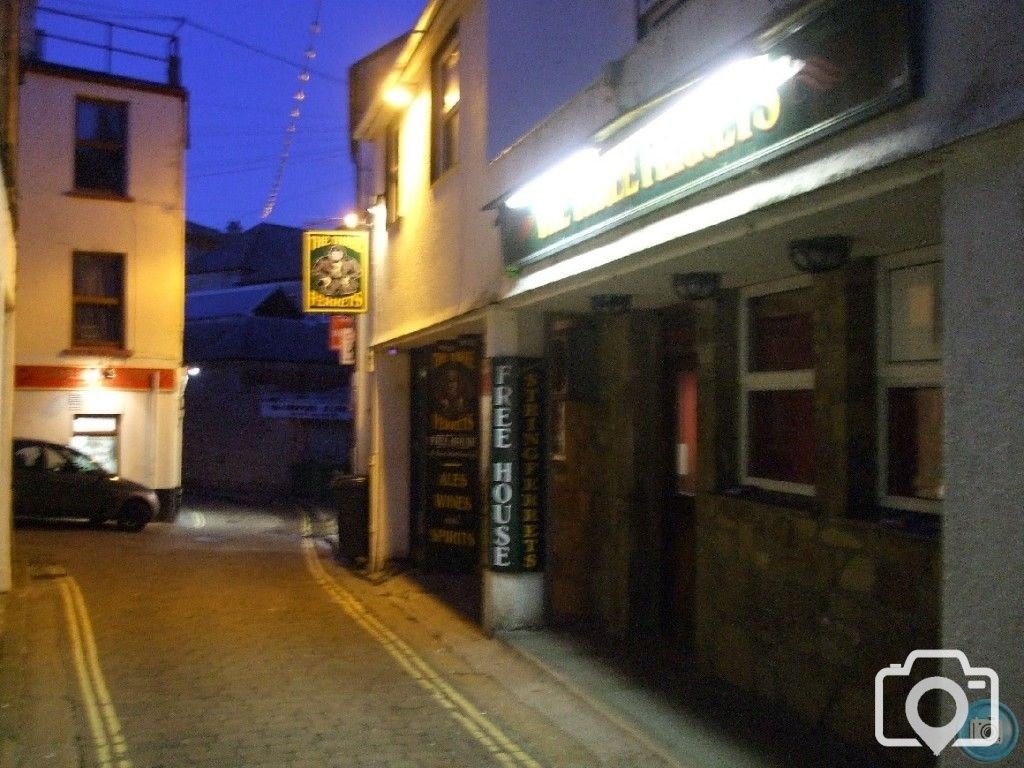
[{"xmin": 0, "ymin": 503, "xmax": 682, "ymax": 768}]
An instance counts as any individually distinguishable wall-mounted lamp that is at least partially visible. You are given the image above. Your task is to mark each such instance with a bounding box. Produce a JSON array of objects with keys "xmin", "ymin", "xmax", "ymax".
[
  {"xmin": 102, "ymin": 366, "xmax": 115, "ymax": 380},
  {"xmin": 342, "ymin": 211, "xmax": 362, "ymax": 229},
  {"xmin": 672, "ymin": 272, "xmax": 721, "ymax": 302},
  {"xmin": 590, "ymin": 294, "xmax": 632, "ymax": 314},
  {"xmin": 788, "ymin": 236, "xmax": 852, "ymax": 274},
  {"xmin": 186, "ymin": 366, "xmax": 201, "ymax": 377},
  {"xmin": 382, "ymin": 84, "xmax": 413, "ymax": 108}
]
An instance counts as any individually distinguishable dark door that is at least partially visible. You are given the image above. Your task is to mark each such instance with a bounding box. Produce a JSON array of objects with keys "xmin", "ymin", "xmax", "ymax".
[{"xmin": 661, "ymin": 323, "xmax": 698, "ymax": 646}]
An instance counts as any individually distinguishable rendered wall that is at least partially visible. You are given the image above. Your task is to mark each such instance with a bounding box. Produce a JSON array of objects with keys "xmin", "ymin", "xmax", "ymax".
[
  {"xmin": 0, "ymin": 171, "xmax": 14, "ymax": 592},
  {"xmin": 14, "ymin": 67, "xmax": 186, "ymax": 497}
]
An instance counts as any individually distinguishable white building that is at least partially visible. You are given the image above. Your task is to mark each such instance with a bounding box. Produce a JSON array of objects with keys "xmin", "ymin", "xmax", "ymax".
[
  {"xmin": 351, "ymin": 0, "xmax": 1023, "ymax": 758},
  {"xmin": 13, "ymin": 14, "xmax": 188, "ymax": 519}
]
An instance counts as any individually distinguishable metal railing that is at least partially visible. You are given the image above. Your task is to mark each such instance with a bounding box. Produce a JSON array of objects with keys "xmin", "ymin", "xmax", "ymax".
[{"xmin": 30, "ymin": 7, "xmax": 181, "ymax": 87}]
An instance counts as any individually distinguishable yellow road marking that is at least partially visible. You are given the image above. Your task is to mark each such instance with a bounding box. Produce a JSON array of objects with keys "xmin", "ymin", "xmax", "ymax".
[
  {"xmin": 57, "ymin": 577, "xmax": 133, "ymax": 768},
  {"xmin": 302, "ymin": 538, "xmax": 542, "ymax": 768}
]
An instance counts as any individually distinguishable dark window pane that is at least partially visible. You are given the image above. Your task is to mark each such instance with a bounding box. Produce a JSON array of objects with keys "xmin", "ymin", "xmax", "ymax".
[
  {"xmin": 74, "ymin": 304, "xmax": 123, "ymax": 345},
  {"xmin": 75, "ymin": 146, "xmax": 126, "ymax": 193},
  {"xmin": 887, "ymin": 387, "xmax": 943, "ymax": 500},
  {"xmin": 74, "ymin": 254, "xmax": 123, "ymax": 297},
  {"xmin": 76, "ymin": 100, "xmax": 125, "ymax": 141},
  {"xmin": 748, "ymin": 389, "xmax": 814, "ymax": 485},
  {"xmin": 75, "ymin": 99, "xmax": 127, "ymax": 193},
  {"xmin": 431, "ymin": 29, "xmax": 459, "ymax": 178},
  {"xmin": 749, "ymin": 288, "xmax": 813, "ymax": 371}
]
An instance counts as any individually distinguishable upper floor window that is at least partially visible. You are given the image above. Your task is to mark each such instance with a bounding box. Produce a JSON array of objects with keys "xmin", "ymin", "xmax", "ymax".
[
  {"xmin": 740, "ymin": 278, "xmax": 815, "ymax": 495},
  {"xmin": 877, "ymin": 249, "xmax": 943, "ymax": 512},
  {"xmin": 72, "ymin": 251, "xmax": 124, "ymax": 349},
  {"xmin": 431, "ymin": 27, "xmax": 460, "ymax": 180},
  {"xmin": 385, "ymin": 121, "xmax": 400, "ymax": 225},
  {"xmin": 637, "ymin": 0, "xmax": 685, "ymax": 37},
  {"xmin": 75, "ymin": 97, "xmax": 128, "ymax": 195}
]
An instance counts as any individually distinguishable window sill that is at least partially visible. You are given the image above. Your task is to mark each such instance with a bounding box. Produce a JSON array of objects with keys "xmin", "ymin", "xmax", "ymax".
[
  {"xmin": 876, "ymin": 506, "xmax": 941, "ymax": 539},
  {"xmin": 719, "ymin": 484, "xmax": 817, "ymax": 512},
  {"xmin": 66, "ymin": 189, "xmax": 134, "ymax": 203},
  {"xmin": 61, "ymin": 347, "xmax": 133, "ymax": 358}
]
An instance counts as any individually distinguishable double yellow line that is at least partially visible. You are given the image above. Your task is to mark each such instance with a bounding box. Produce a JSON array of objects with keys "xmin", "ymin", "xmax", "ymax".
[
  {"xmin": 57, "ymin": 576, "xmax": 133, "ymax": 768},
  {"xmin": 301, "ymin": 538, "xmax": 542, "ymax": 768}
]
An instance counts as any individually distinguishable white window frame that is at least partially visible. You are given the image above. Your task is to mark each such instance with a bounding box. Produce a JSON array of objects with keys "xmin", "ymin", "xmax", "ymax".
[
  {"xmin": 876, "ymin": 247, "xmax": 943, "ymax": 514},
  {"xmin": 739, "ymin": 275, "xmax": 815, "ymax": 496}
]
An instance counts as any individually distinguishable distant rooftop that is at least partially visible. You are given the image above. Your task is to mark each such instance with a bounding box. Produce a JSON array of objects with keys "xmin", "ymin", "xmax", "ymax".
[
  {"xmin": 26, "ymin": 7, "xmax": 181, "ymax": 88},
  {"xmin": 187, "ymin": 222, "xmax": 303, "ymax": 285},
  {"xmin": 186, "ymin": 284, "xmax": 302, "ymax": 321}
]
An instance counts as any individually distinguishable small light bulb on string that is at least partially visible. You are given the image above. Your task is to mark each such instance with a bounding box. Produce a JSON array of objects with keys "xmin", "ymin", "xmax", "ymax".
[{"xmin": 260, "ymin": 0, "xmax": 324, "ymax": 220}]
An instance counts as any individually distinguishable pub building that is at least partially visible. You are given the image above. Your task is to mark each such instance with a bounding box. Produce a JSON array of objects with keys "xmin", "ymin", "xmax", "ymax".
[{"xmin": 349, "ymin": 0, "xmax": 1024, "ymax": 755}]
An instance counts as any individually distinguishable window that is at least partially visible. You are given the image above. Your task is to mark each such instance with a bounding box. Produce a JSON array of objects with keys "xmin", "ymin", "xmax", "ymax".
[
  {"xmin": 72, "ymin": 252, "xmax": 124, "ymax": 349},
  {"xmin": 878, "ymin": 250, "xmax": 943, "ymax": 512},
  {"xmin": 75, "ymin": 98, "xmax": 128, "ymax": 195},
  {"xmin": 740, "ymin": 278, "xmax": 815, "ymax": 494},
  {"xmin": 431, "ymin": 27, "xmax": 460, "ymax": 179},
  {"xmin": 70, "ymin": 414, "xmax": 120, "ymax": 474},
  {"xmin": 674, "ymin": 369, "xmax": 698, "ymax": 495},
  {"xmin": 385, "ymin": 121, "xmax": 400, "ymax": 225}
]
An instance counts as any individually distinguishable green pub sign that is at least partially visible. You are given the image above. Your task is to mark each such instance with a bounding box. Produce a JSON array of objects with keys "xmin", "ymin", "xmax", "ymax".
[
  {"xmin": 489, "ymin": 358, "xmax": 545, "ymax": 572},
  {"xmin": 497, "ymin": 0, "xmax": 916, "ymax": 267}
]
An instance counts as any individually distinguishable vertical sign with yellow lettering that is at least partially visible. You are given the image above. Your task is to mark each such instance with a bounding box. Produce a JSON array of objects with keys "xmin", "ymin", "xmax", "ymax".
[
  {"xmin": 302, "ymin": 230, "xmax": 370, "ymax": 313},
  {"xmin": 489, "ymin": 357, "xmax": 545, "ymax": 572},
  {"xmin": 424, "ymin": 337, "xmax": 481, "ymax": 572}
]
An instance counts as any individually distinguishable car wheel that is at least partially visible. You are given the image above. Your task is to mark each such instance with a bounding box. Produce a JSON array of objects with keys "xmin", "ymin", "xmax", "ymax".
[{"xmin": 117, "ymin": 500, "xmax": 151, "ymax": 532}]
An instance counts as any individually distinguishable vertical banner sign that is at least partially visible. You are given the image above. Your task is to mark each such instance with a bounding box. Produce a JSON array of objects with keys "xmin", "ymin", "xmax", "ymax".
[
  {"xmin": 302, "ymin": 229, "xmax": 370, "ymax": 313},
  {"xmin": 489, "ymin": 357, "xmax": 545, "ymax": 572},
  {"xmin": 329, "ymin": 315, "xmax": 356, "ymax": 365},
  {"xmin": 424, "ymin": 337, "xmax": 481, "ymax": 572}
]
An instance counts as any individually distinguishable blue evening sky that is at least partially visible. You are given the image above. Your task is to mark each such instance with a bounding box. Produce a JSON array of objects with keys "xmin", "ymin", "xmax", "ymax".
[{"xmin": 35, "ymin": 0, "xmax": 424, "ymax": 232}]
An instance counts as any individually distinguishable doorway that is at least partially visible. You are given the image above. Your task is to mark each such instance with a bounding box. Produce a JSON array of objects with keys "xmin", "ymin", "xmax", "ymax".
[{"xmin": 661, "ymin": 320, "xmax": 698, "ymax": 646}]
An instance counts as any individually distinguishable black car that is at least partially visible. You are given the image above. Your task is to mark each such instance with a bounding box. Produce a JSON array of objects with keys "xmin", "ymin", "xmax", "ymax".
[{"xmin": 12, "ymin": 438, "xmax": 158, "ymax": 531}]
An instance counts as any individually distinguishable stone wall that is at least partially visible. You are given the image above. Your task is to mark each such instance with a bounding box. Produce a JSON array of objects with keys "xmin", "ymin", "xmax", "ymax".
[
  {"xmin": 692, "ymin": 262, "xmax": 942, "ymax": 758},
  {"xmin": 694, "ymin": 494, "xmax": 940, "ymax": 758}
]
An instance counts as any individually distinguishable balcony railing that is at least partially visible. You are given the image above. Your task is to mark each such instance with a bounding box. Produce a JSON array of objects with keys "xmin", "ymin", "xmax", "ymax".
[{"xmin": 29, "ymin": 7, "xmax": 180, "ymax": 87}]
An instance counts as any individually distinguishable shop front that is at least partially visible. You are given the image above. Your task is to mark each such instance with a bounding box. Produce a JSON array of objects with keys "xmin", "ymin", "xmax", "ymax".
[{"xmin": 485, "ymin": 0, "xmax": 954, "ymax": 749}]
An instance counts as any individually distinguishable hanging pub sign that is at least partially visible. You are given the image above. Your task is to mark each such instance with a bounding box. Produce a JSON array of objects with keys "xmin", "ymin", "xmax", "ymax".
[
  {"xmin": 424, "ymin": 337, "xmax": 481, "ymax": 572},
  {"xmin": 302, "ymin": 230, "xmax": 370, "ymax": 313},
  {"xmin": 495, "ymin": 0, "xmax": 916, "ymax": 267},
  {"xmin": 489, "ymin": 357, "xmax": 545, "ymax": 572}
]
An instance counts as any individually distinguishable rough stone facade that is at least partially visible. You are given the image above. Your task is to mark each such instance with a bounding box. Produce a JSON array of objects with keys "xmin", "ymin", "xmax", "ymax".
[{"xmin": 547, "ymin": 258, "xmax": 941, "ymax": 757}]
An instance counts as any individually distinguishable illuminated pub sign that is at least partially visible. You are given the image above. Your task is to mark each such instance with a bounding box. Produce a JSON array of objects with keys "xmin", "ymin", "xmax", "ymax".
[
  {"xmin": 489, "ymin": 358, "xmax": 545, "ymax": 573},
  {"xmin": 424, "ymin": 337, "xmax": 481, "ymax": 572},
  {"xmin": 302, "ymin": 230, "xmax": 370, "ymax": 313},
  {"xmin": 497, "ymin": 0, "xmax": 915, "ymax": 267}
]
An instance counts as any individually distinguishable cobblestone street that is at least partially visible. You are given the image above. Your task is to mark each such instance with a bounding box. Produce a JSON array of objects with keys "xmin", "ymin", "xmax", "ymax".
[{"xmin": 0, "ymin": 503, "xmax": 681, "ymax": 768}]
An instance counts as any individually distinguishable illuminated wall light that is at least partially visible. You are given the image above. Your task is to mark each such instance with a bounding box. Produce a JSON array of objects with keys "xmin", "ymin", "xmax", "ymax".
[
  {"xmin": 382, "ymin": 85, "xmax": 413, "ymax": 108},
  {"xmin": 342, "ymin": 212, "xmax": 361, "ymax": 229},
  {"xmin": 81, "ymin": 368, "xmax": 102, "ymax": 385},
  {"xmin": 187, "ymin": 367, "xmax": 201, "ymax": 377}
]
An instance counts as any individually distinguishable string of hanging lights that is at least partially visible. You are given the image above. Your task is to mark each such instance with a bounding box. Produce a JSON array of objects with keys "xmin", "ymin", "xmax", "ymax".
[{"xmin": 260, "ymin": 0, "xmax": 324, "ymax": 220}]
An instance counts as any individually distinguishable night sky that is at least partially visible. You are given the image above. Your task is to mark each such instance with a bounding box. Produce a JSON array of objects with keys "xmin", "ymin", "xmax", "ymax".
[{"xmin": 36, "ymin": 0, "xmax": 425, "ymax": 232}]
